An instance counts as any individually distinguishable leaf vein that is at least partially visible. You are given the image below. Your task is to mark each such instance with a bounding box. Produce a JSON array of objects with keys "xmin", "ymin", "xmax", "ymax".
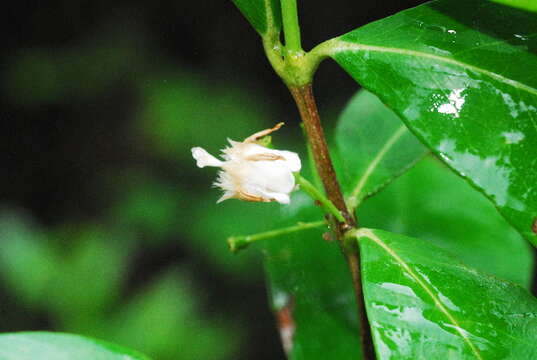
[
  {"xmin": 347, "ymin": 125, "xmax": 408, "ymax": 210},
  {"xmin": 324, "ymin": 39, "xmax": 537, "ymax": 97},
  {"xmin": 356, "ymin": 228, "xmax": 484, "ymax": 360}
]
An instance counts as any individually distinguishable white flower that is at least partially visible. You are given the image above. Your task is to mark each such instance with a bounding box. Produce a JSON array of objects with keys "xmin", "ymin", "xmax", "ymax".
[{"xmin": 191, "ymin": 123, "xmax": 301, "ymax": 204}]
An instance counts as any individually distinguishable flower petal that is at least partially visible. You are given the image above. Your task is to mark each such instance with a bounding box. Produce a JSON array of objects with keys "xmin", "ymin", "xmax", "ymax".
[
  {"xmin": 278, "ymin": 150, "xmax": 301, "ymax": 172},
  {"xmin": 214, "ymin": 170, "xmax": 236, "ymax": 192},
  {"xmin": 258, "ymin": 189, "xmax": 290, "ymax": 204},
  {"xmin": 216, "ymin": 190, "xmax": 235, "ymax": 203},
  {"xmin": 239, "ymin": 144, "xmax": 301, "ymax": 172},
  {"xmin": 191, "ymin": 147, "xmax": 223, "ymax": 168},
  {"xmin": 235, "ymin": 161, "xmax": 295, "ymax": 195},
  {"xmin": 193, "ymin": 125, "xmax": 301, "ymax": 205}
]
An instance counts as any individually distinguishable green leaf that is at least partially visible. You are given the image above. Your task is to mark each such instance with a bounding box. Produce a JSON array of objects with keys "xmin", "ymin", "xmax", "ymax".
[
  {"xmin": 263, "ymin": 193, "xmax": 362, "ymax": 359},
  {"xmin": 353, "ymin": 228, "xmax": 537, "ymax": 359},
  {"xmin": 491, "ymin": 0, "xmax": 537, "ymax": 12},
  {"xmin": 360, "ymin": 157, "xmax": 534, "ymax": 288},
  {"xmin": 335, "ymin": 90, "xmax": 427, "ymax": 209},
  {"xmin": 328, "ymin": 0, "xmax": 537, "ymax": 244},
  {"xmin": 0, "ymin": 332, "xmax": 150, "ymax": 360},
  {"xmin": 231, "ymin": 0, "xmax": 281, "ymax": 36}
]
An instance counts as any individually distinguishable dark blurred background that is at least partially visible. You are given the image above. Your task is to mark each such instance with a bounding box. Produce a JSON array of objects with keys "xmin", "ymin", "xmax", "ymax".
[{"xmin": 1, "ymin": 1, "xmax": 429, "ymax": 359}]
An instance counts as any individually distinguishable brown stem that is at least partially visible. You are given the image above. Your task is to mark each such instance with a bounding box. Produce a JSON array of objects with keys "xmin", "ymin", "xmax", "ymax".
[
  {"xmin": 346, "ymin": 244, "xmax": 376, "ymax": 360},
  {"xmin": 288, "ymin": 84, "xmax": 351, "ymax": 224},
  {"xmin": 288, "ymin": 83, "xmax": 375, "ymax": 359}
]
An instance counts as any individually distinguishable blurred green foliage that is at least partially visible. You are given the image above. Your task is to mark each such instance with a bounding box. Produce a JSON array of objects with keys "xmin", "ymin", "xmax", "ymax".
[
  {"xmin": 4, "ymin": 31, "xmax": 146, "ymax": 105},
  {"xmin": 0, "ymin": 212, "xmax": 57, "ymax": 307},
  {"xmin": 108, "ymin": 267, "xmax": 239, "ymax": 360},
  {"xmin": 138, "ymin": 73, "xmax": 272, "ymax": 162},
  {"xmin": 108, "ymin": 173, "xmax": 187, "ymax": 243},
  {"xmin": 1, "ymin": 26, "xmax": 282, "ymax": 359},
  {"xmin": 0, "ymin": 212, "xmax": 242, "ymax": 360}
]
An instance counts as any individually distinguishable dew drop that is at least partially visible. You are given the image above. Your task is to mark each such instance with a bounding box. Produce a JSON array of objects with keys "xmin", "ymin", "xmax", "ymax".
[{"xmin": 514, "ymin": 34, "xmax": 528, "ymax": 41}]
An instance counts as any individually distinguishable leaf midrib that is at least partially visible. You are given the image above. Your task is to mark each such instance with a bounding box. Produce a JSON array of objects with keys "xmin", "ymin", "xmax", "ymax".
[
  {"xmin": 324, "ymin": 39, "xmax": 537, "ymax": 97},
  {"xmin": 355, "ymin": 228, "xmax": 484, "ymax": 360},
  {"xmin": 347, "ymin": 125, "xmax": 408, "ymax": 210}
]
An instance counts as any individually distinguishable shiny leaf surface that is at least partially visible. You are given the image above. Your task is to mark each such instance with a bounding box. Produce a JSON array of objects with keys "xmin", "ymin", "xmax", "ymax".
[
  {"xmin": 231, "ymin": 0, "xmax": 281, "ymax": 36},
  {"xmin": 353, "ymin": 228, "xmax": 537, "ymax": 359},
  {"xmin": 335, "ymin": 90, "xmax": 427, "ymax": 209},
  {"xmin": 329, "ymin": 0, "xmax": 537, "ymax": 244},
  {"xmin": 263, "ymin": 193, "xmax": 362, "ymax": 359},
  {"xmin": 0, "ymin": 332, "xmax": 150, "ymax": 360},
  {"xmin": 360, "ymin": 158, "xmax": 534, "ymax": 288}
]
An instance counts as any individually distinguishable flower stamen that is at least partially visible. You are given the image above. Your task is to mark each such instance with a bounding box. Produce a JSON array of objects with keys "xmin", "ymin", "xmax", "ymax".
[
  {"xmin": 244, "ymin": 122, "xmax": 284, "ymax": 143},
  {"xmin": 246, "ymin": 154, "xmax": 286, "ymax": 161}
]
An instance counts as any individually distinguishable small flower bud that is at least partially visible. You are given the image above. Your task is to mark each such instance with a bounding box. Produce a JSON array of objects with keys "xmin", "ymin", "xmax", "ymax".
[{"xmin": 191, "ymin": 123, "xmax": 301, "ymax": 204}]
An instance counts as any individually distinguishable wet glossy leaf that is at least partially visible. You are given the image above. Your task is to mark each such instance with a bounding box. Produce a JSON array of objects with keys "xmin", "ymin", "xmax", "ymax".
[
  {"xmin": 354, "ymin": 228, "xmax": 537, "ymax": 359},
  {"xmin": 491, "ymin": 0, "xmax": 537, "ymax": 12},
  {"xmin": 330, "ymin": 0, "xmax": 537, "ymax": 244},
  {"xmin": 0, "ymin": 332, "xmax": 150, "ymax": 360},
  {"xmin": 360, "ymin": 158, "xmax": 534, "ymax": 288},
  {"xmin": 263, "ymin": 193, "xmax": 362, "ymax": 359},
  {"xmin": 231, "ymin": 0, "xmax": 281, "ymax": 35},
  {"xmin": 335, "ymin": 90, "xmax": 427, "ymax": 209}
]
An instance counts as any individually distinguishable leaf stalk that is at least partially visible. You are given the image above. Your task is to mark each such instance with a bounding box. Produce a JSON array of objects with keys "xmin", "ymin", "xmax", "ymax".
[
  {"xmin": 294, "ymin": 173, "xmax": 346, "ymax": 223},
  {"xmin": 227, "ymin": 220, "xmax": 326, "ymax": 253},
  {"xmin": 281, "ymin": 0, "xmax": 303, "ymax": 53}
]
